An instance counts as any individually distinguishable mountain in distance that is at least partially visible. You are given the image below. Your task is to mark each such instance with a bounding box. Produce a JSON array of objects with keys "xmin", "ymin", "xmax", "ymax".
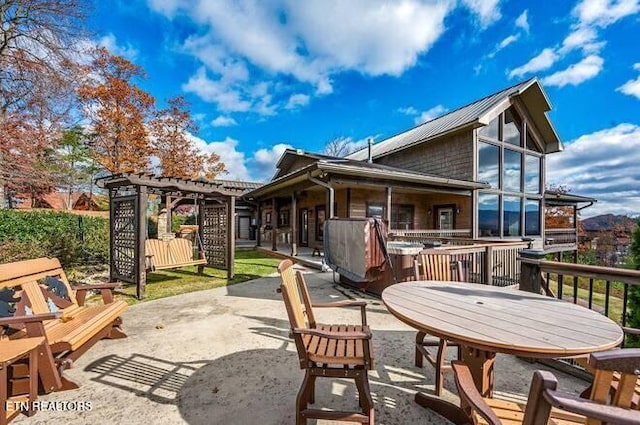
[{"xmin": 580, "ymin": 214, "xmax": 638, "ymax": 232}]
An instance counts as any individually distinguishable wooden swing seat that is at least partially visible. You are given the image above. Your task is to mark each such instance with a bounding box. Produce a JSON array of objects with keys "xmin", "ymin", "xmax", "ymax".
[{"xmin": 145, "ymin": 238, "xmax": 207, "ymax": 271}]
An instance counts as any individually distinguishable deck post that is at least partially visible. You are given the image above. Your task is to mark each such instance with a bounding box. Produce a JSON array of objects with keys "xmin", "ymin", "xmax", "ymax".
[
  {"xmin": 519, "ymin": 250, "xmax": 546, "ymax": 294},
  {"xmin": 136, "ymin": 185, "xmax": 148, "ymax": 300},
  {"xmin": 271, "ymin": 197, "xmax": 277, "ymax": 251},
  {"xmin": 385, "ymin": 186, "xmax": 392, "ymax": 226},
  {"xmin": 291, "ymin": 192, "xmax": 298, "ymax": 256},
  {"xmin": 484, "ymin": 245, "xmax": 494, "ymax": 286},
  {"xmin": 256, "ymin": 202, "xmax": 261, "ymax": 247},
  {"xmin": 227, "ymin": 195, "xmax": 235, "ymax": 280}
]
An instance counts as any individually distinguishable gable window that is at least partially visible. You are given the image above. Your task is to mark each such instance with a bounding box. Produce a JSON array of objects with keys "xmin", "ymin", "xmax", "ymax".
[{"xmin": 476, "ymin": 106, "xmax": 543, "ymax": 238}]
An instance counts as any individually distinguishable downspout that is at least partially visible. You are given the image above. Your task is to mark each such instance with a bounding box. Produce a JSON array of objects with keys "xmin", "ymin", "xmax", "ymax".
[{"xmin": 307, "ymin": 172, "xmax": 335, "ymax": 218}]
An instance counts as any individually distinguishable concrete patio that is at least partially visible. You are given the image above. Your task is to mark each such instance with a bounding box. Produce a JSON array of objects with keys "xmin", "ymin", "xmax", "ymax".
[{"xmin": 15, "ymin": 267, "xmax": 588, "ymax": 425}]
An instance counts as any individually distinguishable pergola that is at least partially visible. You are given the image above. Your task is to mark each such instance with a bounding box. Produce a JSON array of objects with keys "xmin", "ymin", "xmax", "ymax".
[{"xmin": 96, "ymin": 173, "xmax": 247, "ymax": 299}]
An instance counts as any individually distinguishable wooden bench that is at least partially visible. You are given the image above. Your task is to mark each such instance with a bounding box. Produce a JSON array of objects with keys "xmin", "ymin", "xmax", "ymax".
[
  {"xmin": 145, "ymin": 238, "xmax": 207, "ymax": 272},
  {"xmin": 0, "ymin": 258, "xmax": 128, "ymax": 393}
]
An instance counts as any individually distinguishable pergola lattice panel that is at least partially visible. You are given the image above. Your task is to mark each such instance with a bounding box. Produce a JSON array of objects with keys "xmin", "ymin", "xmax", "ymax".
[
  {"xmin": 111, "ymin": 195, "xmax": 138, "ymax": 283},
  {"xmin": 201, "ymin": 203, "xmax": 228, "ymax": 268}
]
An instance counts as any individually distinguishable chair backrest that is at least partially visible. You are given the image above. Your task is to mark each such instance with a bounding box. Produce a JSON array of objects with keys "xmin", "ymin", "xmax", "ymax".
[
  {"xmin": 145, "ymin": 239, "xmax": 172, "ymax": 267},
  {"xmin": 414, "ymin": 249, "xmax": 463, "ymax": 281},
  {"xmin": 168, "ymin": 238, "xmax": 198, "ymax": 263},
  {"xmin": 587, "ymin": 349, "xmax": 640, "ymax": 413}
]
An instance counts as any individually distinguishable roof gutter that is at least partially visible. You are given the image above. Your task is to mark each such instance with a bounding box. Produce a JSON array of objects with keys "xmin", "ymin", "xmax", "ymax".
[{"xmin": 307, "ymin": 172, "xmax": 335, "ymax": 218}]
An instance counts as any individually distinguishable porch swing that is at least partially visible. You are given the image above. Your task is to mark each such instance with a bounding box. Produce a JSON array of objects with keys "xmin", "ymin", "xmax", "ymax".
[{"xmin": 144, "ymin": 197, "xmax": 208, "ymax": 273}]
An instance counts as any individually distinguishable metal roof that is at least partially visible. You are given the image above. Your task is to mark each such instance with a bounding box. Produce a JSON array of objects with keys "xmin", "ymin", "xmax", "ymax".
[
  {"xmin": 544, "ymin": 190, "xmax": 597, "ymax": 205},
  {"xmin": 348, "ymin": 78, "xmax": 557, "ymax": 161}
]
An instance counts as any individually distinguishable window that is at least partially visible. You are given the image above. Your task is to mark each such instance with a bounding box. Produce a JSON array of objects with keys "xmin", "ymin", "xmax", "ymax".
[
  {"xmin": 391, "ymin": 205, "xmax": 414, "ymax": 230},
  {"xmin": 479, "ymin": 116, "xmax": 499, "ymax": 140},
  {"xmin": 478, "ymin": 193, "xmax": 499, "ymax": 237},
  {"xmin": 525, "ymin": 199, "xmax": 540, "ymax": 236},
  {"xmin": 278, "ymin": 210, "xmax": 290, "ymax": 227},
  {"xmin": 316, "ymin": 205, "xmax": 326, "ymax": 241},
  {"xmin": 526, "ymin": 130, "xmax": 542, "ymax": 152},
  {"xmin": 503, "ymin": 108, "xmax": 522, "ymax": 146},
  {"xmin": 478, "ymin": 142, "xmax": 500, "ymax": 188},
  {"xmin": 366, "ymin": 203, "xmax": 385, "ymax": 219},
  {"xmin": 264, "ymin": 212, "xmax": 271, "ymax": 226},
  {"xmin": 525, "ymin": 155, "xmax": 540, "ymax": 194},
  {"xmin": 503, "ymin": 149, "xmax": 522, "ymax": 192},
  {"xmin": 503, "ymin": 196, "xmax": 521, "ymax": 237}
]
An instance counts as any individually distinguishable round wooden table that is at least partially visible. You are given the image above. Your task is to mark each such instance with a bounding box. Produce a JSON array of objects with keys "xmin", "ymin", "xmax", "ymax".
[{"xmin": 382, "ymin": 281, "xmax": 624, "ymax": 398}]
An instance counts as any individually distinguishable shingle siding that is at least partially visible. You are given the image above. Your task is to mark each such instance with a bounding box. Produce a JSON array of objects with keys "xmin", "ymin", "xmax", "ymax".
[{"xmin": 375, "ymin": 130, "xmax": 474, "ymax": 181}]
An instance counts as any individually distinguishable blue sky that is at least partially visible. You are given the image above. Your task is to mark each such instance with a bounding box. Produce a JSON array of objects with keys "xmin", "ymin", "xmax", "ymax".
[{"xmin": 87, "ymin": 0, "xmax": 640, "ymax": 217}]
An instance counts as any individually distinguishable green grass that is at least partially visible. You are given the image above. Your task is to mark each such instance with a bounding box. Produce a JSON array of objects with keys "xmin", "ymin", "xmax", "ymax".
[
  {"xmin": 547, "ymin": 277, "xmax": 625, "ymax": 325},
  {"xmin": 110, "ymin": 249, "xmax": 280, "ymax": 305}
]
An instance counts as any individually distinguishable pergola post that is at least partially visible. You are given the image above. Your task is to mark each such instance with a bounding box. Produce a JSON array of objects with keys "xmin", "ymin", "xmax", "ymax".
[
  {"xmin": 108, "ymin": 187, "xmax": 115, "ymax": 282},
  {"xmin": 291, "ymin": 192, "xmax": 298, "ymax": 256},
  {"xmin": 271, "ymin": 197, "xmax": 277, "ymax": 251},
  {"xmin": 227, "ymin": 195, "xmax": 235, "ymax": 280},
  {"xmin": 165, "ymin": 195, "xmax": 172, "ymax": 236},
  {"xmin": 136, "ymin": 185, "xmax": 148, "ymax": 300}
]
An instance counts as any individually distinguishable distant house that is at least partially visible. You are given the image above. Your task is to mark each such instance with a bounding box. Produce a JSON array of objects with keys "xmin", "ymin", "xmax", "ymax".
[
  {"xmin": 245, "ymin": 78, "xmax": 594, "ymax": 256},
  {"xmin": 15, "ymin": 191, "xmax": 107, "ymax": 211}
]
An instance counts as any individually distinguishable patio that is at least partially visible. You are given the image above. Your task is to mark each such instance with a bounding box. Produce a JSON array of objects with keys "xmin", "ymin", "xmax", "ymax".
[{"xmin": 13, "ymin": 266, "xmax": 589, "ymax": 425}]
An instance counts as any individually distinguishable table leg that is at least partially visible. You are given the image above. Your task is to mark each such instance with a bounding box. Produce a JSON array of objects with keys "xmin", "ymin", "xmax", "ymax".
[{"xmin": 460, "ymin": 345, "xmax": 495, "ymax": 398}]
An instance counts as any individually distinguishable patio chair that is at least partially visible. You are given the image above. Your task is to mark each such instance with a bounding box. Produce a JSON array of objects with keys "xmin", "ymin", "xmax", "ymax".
[
  {"xmin": 435, "ymin": 349, "xmax": 640, "ymax": 425},
  {"xmin": 413, "ymin": 249, "xmax": 464, "ymax": 396},
  {"xmin": 277, "ymin": 259, "xmax": 374, "ymax": 425}
]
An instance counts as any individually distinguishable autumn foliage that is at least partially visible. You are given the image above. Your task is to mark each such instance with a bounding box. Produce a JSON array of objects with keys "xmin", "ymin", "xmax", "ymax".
[
  {"xmin": 149, "ymin": 96, "xmax": 225, "ymax": 179},
  {"xmin": 78, "ymin": 47, "xmax": 155, "ymax": 174}
]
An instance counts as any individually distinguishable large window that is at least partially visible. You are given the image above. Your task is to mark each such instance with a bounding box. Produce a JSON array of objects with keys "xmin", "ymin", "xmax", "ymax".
[
  {"xmin": 278, "ymin": 209, "xmax": 290, "ymax": 227},
  {"xmin": 476, "ymin": 107, "xmax": 543, "ymax": 238},
  {"xmin": 478, "ymin": 193, "xmax": 499, "ymax": 237},
  {"xmin": 366, "ymin": 203, "xmax": 384, "ymax": 219},
  {"xmin": 391, "ymin": 205, "xmax": 414, "ymax": 230}
]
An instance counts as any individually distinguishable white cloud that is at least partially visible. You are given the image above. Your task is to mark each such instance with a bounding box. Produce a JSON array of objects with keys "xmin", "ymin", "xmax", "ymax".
[
  {"xmin": 285, "ymin": 93, "xmax": 310, "ymax": 109},
  {"xmin": 487, "ymin": 34, "xmax": 519, "ymax": 58},
  {"xmin": 190, "ymin": 135, "xmax": 249, "ymax": 180},
  {"xmin": 252, "ymin": 143, "xmax": 294, "ymax": 180},
  {"xmin": 559, "ymin": 26, "xmax": 604, "ymax": 55},
  {"xmin": 573, "ymin": 0, "xmax": 640, "ymax": 27},
  {"xmin": 509, "ymin": 48, "xmax": 559, "ymax": 79},
  {"xmin": 97, "ymin": 33, "xmax": 138, "ymax": 60},
  {"xmin": 182, "ymin": 67, "xmax": 251, "ymax": 112},
  {"xmin": 515, "ymin": 10, "xmax": 530, "ymax": 33},
  {"xmin": 542, "ymin": 55, "xmax": 604, "ymax": 87},
  {"xmin": 211, "ymin": 116, "xmax": 238, "ymax": 127},
  {"xmin": 461, "ymin": 0, "xmax": 502, "ymax": 27},
  {"xmin": 415, "ymin": 105, "xmax": 448, "ymax": 124},
  {"xmin": 547, "ymin": 123, "xmax": 640, "ymax": 216},
  {"xmin": 398, "ymin": 106, "xmax": 418, "ymax": 116},
  {"xmin": 616, "ymin": 63, "xmax": 640, "ymax": 99}
]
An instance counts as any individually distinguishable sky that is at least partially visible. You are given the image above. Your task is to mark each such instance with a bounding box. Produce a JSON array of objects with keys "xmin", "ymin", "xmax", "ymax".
[{"xmin": 86, "ymin": 0, "xmax": 640, "ymax": 217}]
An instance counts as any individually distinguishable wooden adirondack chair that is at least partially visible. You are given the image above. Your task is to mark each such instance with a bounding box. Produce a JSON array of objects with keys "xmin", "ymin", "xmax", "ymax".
[
  {"xmin": 277, "ymin": 260, "xmax": 375, "ymax": 425},
  {"xmin": 438, "ymin": 349, "xmax": 640, "ymax": 425},
  {"xmin": 413, "ymin": 249, "xmax": 464, "ymax": 396}
]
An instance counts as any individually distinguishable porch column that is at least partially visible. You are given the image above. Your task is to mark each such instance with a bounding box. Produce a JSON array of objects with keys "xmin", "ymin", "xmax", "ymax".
[
  {"xmin": 227, "ymin": 195, "xmax": 236, "ymax": 279},
  {"xmin": 385, "ymin": 186, "xmax": 392, "ymax": 226},
  {"xmin": 256, "ymin": 202, "xmax": 261, "ymax": 247},
  {"xmin": 136, "ymin": 185, "xmax": 148, "ymax": 300},
  {"xmin": 291, "ymin": 192, "xmax": 298, "ymax": 256},
  {"xmin": 271, "ymin": 197, "xmax": 277, "ymax": 251}
]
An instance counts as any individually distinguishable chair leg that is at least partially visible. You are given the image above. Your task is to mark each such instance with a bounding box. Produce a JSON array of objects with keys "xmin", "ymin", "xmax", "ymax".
[
  {"xmin": 435, "ymin": 339, "xmax": 448, "ymax": 397},
  {"xmin": 296, "ymin": 370, "xmax": 312, "ymax": 425},
  {"xmin": 415, "ymin": 331, "xmax": 426, "ymax": 367},
  {"xmin": 357, "ymin": 372, "xmax": 375, "ymax": 425},
  {"xmin": 308, "ymin": 375, "xmax": 316, "ymax": 405}
]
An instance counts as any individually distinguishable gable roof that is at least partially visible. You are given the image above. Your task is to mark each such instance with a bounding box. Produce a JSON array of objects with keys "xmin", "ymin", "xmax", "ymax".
[{"xmin": 348, "ymin": 78, "xmax": 562, "ymax": 161}]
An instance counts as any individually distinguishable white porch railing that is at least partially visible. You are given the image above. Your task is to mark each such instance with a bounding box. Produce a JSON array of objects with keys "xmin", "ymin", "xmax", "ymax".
[{"xmin": 389, "ymin": 229, "xmax": 472, "ymax": 238}]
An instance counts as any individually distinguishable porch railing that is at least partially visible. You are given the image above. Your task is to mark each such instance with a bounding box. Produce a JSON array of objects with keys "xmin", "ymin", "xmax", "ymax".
[
  {"xmin": 390, "ymin": 229, "xmax": 472, "ymax": 239},
  {"xmin": 520, "ymin": 250, "xmax": 640, "ymax": 345}
]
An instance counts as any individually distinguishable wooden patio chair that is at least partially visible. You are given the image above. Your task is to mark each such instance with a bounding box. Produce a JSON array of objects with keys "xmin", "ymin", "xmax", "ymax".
[
  {"xmin": 277, "ymin": 260, "xmax": 375, "ymax": 425},
  {"xmin": 413, "ymin": 249, "xmax": 464, "ymax": 396},
  {"xmin": 433, "ymin": 348, "xmax": 640, "ymax": 425}
]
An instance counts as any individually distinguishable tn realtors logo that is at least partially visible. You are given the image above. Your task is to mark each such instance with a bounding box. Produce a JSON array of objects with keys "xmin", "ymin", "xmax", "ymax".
[{"xmin": 5, "ymin": 401, "xmax": 93, "ymax": 412}]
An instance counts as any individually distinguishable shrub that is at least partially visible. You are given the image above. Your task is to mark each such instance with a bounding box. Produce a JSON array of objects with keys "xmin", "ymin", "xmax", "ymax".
[
  {"xmin": 627, "ymin": 217, "xmax": 640, "ymax": 347},
  {"xmin": 0, "ymin": 210, "xmax": 109, "ymax": 268}
]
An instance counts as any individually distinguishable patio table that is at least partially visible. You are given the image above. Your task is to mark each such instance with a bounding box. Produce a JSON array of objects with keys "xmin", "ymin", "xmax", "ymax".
[{"xmin": 381, "ymin": 280, "xmax": 624, "ymax": 401}]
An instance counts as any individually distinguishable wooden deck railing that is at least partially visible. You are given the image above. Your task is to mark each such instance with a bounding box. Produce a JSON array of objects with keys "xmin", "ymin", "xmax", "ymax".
[
  {"xmin": 520, "ymin": 250, "xmax": 640, "ymax": 343},
  {"xmin": 390, "ymin": 229, "xmax": 472, "ymax": 239},
  {"xmin": 544, "ymin": 228, "xmax": 578, "ymax": 248}
]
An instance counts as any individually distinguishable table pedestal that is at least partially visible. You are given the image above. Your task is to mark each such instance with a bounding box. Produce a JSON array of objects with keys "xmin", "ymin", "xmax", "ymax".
[{"xmin": 461, "ymin": 345, "xmax": 495, "ymax": 398}]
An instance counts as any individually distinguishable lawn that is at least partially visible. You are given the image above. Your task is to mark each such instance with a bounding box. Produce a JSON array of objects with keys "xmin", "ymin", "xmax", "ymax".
[
  {"xmin": 547, "ymin": 277, "xmax": 625, "ymax": 325},
  {"xmin": 114, "ymin": 249, "xmax": 281, "ymax": 304}
]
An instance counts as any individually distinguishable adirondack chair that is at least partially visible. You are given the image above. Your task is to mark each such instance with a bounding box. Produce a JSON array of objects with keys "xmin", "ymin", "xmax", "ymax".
[
  {"xmin": 145, "ymin": 238, "xmax": 207, "ymax": 272},
  {"xmin": 413, "ymin": 249, "xmax": 465, "ymax": 396},
  {"xmin": 277, "ymin": 260, "xmax": 375, "ymax": 425},
  {"xmin": 0, "ymin": 258, "xmax": 128, "ymax": 392},
  {"xmin": 436, "ymin": 349, "xmax": 640, "ymax": 425}
]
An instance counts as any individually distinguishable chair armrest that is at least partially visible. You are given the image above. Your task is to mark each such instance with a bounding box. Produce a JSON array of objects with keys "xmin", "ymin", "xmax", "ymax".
[
  {"xmin": 622, "ymin": 326, "xmax": 640, "ymax": 336},
  {"xmin": 73, "ymin": 282, "xmax": 121, "ymax": 306},
  {"xmin": 543, "ymin": 389, "xmax": 640, "ymax": 425},
  {"xmin": 0, "ymin": 312, "xmax": 61, "ymax": 327},
  {"xmin": 312, "ymin": 300, "xmax": 368, "ymax": 326},
  {"xmin": 451, "ymin": 361, "xmax": 502, "ymax": 425},
  {"xmin": 292, "ymin": 327, "xmax": 372, "ymax": 340}
]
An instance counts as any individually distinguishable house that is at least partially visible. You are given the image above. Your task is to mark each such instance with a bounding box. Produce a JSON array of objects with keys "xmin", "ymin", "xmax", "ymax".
[
  {"xmin": 244, "ymin": 78, "xmax": 592, "ymax": 258},
  {"xmin": 15, "ymin": 191, "xmax": 107, "ymax": 211}
]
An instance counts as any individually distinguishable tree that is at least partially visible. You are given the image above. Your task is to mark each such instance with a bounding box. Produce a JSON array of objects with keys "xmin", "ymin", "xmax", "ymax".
[
  {"xmin": 324, "ymin": 137, "xmax": 361, "ymax": 157},
  {"xmin": 77, "ymin": 47, "xmax": 154, "ymax": 174},
  {"xmin": 0, "ymin": 0, "xmax": 85, "ymax": 206},
  {"xmin": 627, "ymin": 218, "xmax": 640, "ymax": 346},
  {"xmin": 56, "ymin": 126, "xmax": 102, "ymax": 209},
  {"xmin": 149, "ymin": 96, "xmax": 225, "ymax": 179}
]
